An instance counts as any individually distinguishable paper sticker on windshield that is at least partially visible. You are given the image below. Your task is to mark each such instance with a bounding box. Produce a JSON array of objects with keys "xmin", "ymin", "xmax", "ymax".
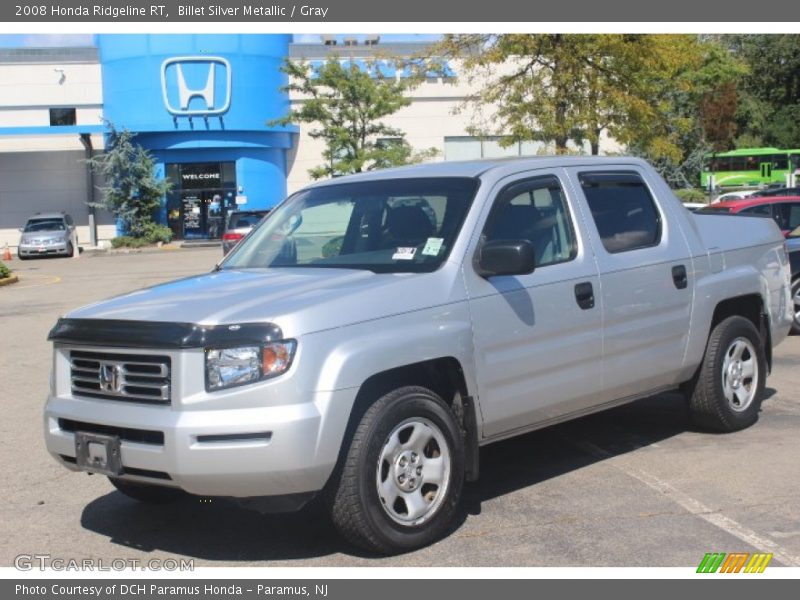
[
  {"xmin": 422, "ymin": 237, "xmax": 444, "ymax": 256},
  {"xmin": 392, "ymin": 247, "xmax": 417, "ymax": 260}
]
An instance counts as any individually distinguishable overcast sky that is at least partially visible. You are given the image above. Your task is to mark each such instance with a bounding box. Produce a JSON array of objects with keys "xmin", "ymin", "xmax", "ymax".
[{"xmin": 0, "ymin": 34, "xmax": 440, "ymax": 47}]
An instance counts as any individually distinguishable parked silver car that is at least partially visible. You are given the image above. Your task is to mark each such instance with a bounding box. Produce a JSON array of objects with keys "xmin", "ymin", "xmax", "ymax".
[
  {"xmin": 221, "ymin": 209, "xmax": 269, "ymax": 255},
  {"xmin": 45, "ymin": 157, "xmax": 793, "ymax": 553},
  {"xmin": 18, "ymin": 212, "xmax": 76, "ymax": 259}
]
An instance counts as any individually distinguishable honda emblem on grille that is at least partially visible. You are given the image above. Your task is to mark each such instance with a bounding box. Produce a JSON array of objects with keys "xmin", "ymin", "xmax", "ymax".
[{"xmin": 99, "ymin": 363, "xmax": 122, "ymax": 393}]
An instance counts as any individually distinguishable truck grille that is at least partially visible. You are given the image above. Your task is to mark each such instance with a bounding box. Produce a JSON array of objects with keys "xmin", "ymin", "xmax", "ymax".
[{"xmin": 70, "ymin": 350, "xmax": 171, "ymax": 404}]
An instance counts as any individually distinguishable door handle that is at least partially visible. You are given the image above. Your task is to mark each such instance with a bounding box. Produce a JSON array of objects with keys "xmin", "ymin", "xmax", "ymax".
[
  {"xmin": 574, "ymin": 282, "xmax": 595, "ymax": 310},
  {"xmin": 672, "ymin": 265, "xmax": 688, "ymax": 290}
]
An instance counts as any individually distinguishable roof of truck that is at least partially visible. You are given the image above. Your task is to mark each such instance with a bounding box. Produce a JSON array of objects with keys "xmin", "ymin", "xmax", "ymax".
[{"xmin": 304, "ymin": 156, "xmax": 652, "ymax": 188}]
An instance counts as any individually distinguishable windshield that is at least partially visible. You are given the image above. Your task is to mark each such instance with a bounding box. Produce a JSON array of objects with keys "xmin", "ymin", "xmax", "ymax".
[
  {"xmin": 221, "ymin": 177, "xmax": 479, "ymax": 273},
  {"xmin": 24, "ymin": 218, "xmax": 65, "ymax": 232}
]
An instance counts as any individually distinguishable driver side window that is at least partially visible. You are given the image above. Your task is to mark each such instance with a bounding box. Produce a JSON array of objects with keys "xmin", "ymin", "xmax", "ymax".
[{"xmin": 483, "ymin": 176, "xmax": 577, "ymax": 268}]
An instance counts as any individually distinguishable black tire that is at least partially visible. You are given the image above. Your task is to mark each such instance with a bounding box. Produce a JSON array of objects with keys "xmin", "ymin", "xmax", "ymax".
[
  {"xmin": 686, "ymin": 315, "xmax": 767, "ymax": 432},
  {"xmin": 65, "ymin": 243, "xmax": 74, "ymax": 258},
  {"xmin": 791, "ymin": 278, "xmax": 800, "ymax": 335},
  {"xmin": 330, "ymin": 386, "xmax": 465, "ymax": 554},
  {"xmin": 109, "ymin": 477, "xmax": 185, "ymax": 504}
]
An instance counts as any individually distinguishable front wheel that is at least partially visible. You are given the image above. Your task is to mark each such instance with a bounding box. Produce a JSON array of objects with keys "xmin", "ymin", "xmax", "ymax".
[
  {"xmin": 330, "ymin": 386, "xmax": 465, "ymax": 554},
  {"xmin": 791, "ymin": 278, "xmax": 800, "ymax": 335},
  {"xmin": 686, "ymin": 316, "xmax": 767, "ymax": 432}
]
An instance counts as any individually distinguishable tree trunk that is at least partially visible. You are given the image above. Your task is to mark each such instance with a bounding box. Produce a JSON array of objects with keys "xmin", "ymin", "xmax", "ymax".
[{"xmin": 591, "ymin": 128, "xmax": 601, "ymax": 155}]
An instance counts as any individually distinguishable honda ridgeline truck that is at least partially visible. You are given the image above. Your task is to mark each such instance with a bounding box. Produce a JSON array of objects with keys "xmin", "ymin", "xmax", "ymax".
[{"xmin": 45, "ymin": 157, "xmax": 794, "ymax": 553}]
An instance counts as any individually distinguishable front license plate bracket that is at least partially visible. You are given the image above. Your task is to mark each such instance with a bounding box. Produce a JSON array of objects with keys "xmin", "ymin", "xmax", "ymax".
[{"xmin": 74, "ymin": 432, "xmax": 123, "ymax": 477}]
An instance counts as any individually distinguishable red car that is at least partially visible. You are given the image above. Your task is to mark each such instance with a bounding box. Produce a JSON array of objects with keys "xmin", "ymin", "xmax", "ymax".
[{"xmin": 698, "ymin": 196, "xmax": 800, "ymax": 237}]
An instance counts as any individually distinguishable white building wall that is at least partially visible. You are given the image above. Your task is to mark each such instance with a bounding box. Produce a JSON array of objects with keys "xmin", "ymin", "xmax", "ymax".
[
  {"xmin": 0, "ymin": 62, "xmax": 102, "ymax": 121},
  {"xmin": 0, "ymin": 55, "xmax": 110, "ymax": 250}
]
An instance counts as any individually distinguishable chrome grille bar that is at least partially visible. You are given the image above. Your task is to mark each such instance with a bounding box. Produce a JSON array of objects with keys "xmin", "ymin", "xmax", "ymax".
[{"xmin": 69, "ymin": 350, "xmax": 171, "ymax": 405}]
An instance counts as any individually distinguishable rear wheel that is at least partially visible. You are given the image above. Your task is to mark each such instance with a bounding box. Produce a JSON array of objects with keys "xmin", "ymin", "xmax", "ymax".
[
  {"xmin": 330, "ymin": 386, "xmax": 464, "ymax": 554},
  {"xmin": 686, "ymin": 316, "xmax": 766, "ymax": 432},
  {"xmin": 791, "ymin": 278, "xmax": 800, "ymax": 335},
  {"xmin": 109, "ymin": 478, "xmax": 185, "ymax": 504}
]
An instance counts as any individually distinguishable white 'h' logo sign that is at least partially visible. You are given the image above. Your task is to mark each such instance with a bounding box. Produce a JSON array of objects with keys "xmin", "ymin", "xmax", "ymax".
[{"xmin": 161, "ymin": 56, "xmax": 232, "ymax": 116}]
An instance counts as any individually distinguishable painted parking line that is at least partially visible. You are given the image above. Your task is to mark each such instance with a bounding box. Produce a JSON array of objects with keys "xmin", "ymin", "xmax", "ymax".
[
  {"xmin": 563, "ymin": 436, "xmax": 800, "ymax": 567},
  {"xmin": 4, "ymin": 274, "xmax": 61, "ymax": 289}
]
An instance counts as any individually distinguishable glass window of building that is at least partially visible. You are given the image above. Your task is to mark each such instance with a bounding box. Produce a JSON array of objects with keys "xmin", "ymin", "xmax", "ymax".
[{"xmin": 49, "ymin": 108, "xmax": 76, "ymax": 126}]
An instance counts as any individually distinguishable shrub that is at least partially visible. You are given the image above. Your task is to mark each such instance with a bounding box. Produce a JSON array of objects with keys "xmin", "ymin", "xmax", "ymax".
[
  {"xmin": 142, "ymin": 222, "xmax": 173, "ymax": 244},
  {"xmin": 0, "ymin": 261, "xmax": 10, "ymax": 279},
  {"xmin": 110, "ymin": 224, "xmax": 173, "ymax": 248},
  {"xmin": 111, "ymin": 236, "xmax": 150, "ymax": 249},
  {"xmin": 673, "ymin": 188, "xmax": 708, "ymax": 203}
]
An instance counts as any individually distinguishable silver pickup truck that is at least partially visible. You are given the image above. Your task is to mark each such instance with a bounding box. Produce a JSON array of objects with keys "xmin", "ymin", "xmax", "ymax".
[{"xmin": 45, "ymin": 157, "xmax": 794, "ymax": 553}]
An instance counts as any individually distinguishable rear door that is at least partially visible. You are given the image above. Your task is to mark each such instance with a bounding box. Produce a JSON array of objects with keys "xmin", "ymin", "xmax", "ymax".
[
  {"xmin": 772, "ymin": 201, "xmax": 800, "ymax": 234},
  {"xmin": 565, "ymin": 166, "xmax": 694, "ymax": 402},
  {"xmin": 465, "ymin": 170, "xmax": 604, "ymax": 438}
]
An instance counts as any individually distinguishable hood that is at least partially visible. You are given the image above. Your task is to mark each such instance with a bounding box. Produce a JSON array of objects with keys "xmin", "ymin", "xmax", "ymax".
[{"xmin": 66, "ymin": 266, "xmax": 464, "ymax": 337}]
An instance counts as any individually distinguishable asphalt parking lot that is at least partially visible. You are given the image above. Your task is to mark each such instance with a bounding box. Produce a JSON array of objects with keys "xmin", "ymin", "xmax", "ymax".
[{"xmin": 1, "ymin": 249, "xmax": 799, "ymax": 568}]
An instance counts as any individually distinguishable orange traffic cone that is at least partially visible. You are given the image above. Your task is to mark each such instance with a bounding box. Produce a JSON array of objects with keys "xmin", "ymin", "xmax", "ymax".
[{"xmin": 2, "ymin": 243, "xmax": 11, "ymax": 262}]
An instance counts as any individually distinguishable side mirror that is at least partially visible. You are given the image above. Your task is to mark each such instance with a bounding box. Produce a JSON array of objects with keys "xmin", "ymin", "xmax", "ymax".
[
  {"xmin": 475, "ymin": 239, "xmax": 536, "ymax": 278},
  {"xmin": 18, "ymin": 227, "xmax": 24, "ymax": 232}
]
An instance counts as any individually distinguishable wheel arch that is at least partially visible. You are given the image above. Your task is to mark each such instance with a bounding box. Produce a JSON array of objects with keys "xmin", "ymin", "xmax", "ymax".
[
  {"xmin": 325, "ymin": 357, "xmax": 481, "ymax": 492},
  {"xmin": 709, "ymin": 294, "xmax": 771, "ymax": 371}
]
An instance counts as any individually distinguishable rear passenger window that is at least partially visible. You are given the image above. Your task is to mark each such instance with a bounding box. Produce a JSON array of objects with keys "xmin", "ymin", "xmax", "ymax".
[
  {"xmin": 483, "ymin": 176, "xmax": 577, "ymax": 267},
  {"xmin": 773, "ymin": 203, "xmax": 800, "ymax": 230},
  {"xmin": 740, "ymin": 204, "xmax": 771, "ymax": 217},
  {"xmin": 579, "ymin": 172, "xmax": 661, "ymax": 253}
]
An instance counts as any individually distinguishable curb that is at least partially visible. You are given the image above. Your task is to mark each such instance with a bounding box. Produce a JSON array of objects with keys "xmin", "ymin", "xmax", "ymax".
[
  {"xmin": 83, "ymin": 243, "xmax": 216, "ymax": 256},
  {"xmin": 180, "ymin": 241, "xmax": 222, "ymax": 249},
  {"xmin": 0, "ymin": 274, "xmax": 19, "ymax": 287}
]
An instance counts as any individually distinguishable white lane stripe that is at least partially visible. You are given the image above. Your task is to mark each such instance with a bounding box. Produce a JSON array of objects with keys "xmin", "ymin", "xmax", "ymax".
[
  {"xmin": 770, "ymin": 531, "xmax": 800, "ymax": 539},
  {"xmin": 565, "ymin": 437, "xmax": 800, "ymax": 567}
]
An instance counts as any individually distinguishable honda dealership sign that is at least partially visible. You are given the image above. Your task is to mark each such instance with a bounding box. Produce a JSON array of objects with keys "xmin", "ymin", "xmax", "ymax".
[{"xmin": 160, "ymin": 56, "xmax": 232, "ymax": 117}]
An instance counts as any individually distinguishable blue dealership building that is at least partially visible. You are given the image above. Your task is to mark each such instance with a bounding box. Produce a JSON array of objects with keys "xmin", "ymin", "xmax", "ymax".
[{"xmin": 97, "ymin": 34, "xmax": 296, "ymax": 239}]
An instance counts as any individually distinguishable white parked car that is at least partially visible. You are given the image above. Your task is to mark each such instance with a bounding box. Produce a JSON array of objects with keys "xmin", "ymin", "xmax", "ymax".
[{"xmin": 713, "ymin": 190, "xmax": 757, "ymax": 203}]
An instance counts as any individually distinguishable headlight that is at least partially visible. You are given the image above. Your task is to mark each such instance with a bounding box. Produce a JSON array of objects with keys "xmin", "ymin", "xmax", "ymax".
[{"xmin": 205, "ymin": 340, "xmax": 296, "ymax": 391}]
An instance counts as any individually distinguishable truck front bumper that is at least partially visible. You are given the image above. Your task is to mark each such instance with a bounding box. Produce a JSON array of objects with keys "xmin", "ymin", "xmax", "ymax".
[{"xmin": 44, "ymin": 389, "xmax": 353, "ymax": 499}]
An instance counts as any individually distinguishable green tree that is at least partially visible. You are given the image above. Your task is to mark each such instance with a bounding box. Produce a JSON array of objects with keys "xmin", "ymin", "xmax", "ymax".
[
  {"xmin": 625, "ymin": 37, "xmax": 746, "ymax": 188},
  {"xmin": 88, "ymin": 125, "xmax": 171, "ymax": 237},
  {"xmin": 271, "ymin": 57, "xmax": 438, "ymax": 179},
  {"xmin": 433, "ymin": 34, "xmax": 735, "ymax": 163},
  {"xmin": 729, "ymin": 35, "xmax": 800, "ymax": 149}
]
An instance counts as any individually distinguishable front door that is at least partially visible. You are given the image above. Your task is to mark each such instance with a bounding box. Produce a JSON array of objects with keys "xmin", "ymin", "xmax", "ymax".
[
  {"xmin": 465, "ymin": 171, "xmax": 604, "ymax": 439},
  {"xmin": 760, "ymin": 162, "xmax": 773, "ymax": 182},
  {"xmin": 180, "ymin": 190, "xmax": 227, "ymax": 239}
]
